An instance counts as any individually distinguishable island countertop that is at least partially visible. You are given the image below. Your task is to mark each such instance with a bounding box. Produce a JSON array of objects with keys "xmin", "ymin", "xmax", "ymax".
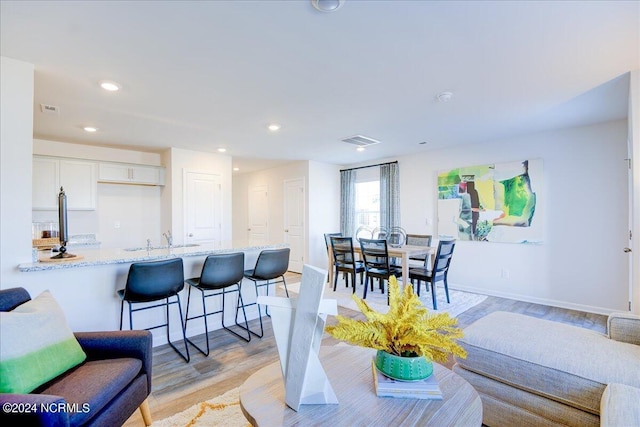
[{"xmin": 19, "ymin": 240, "xmax": 289, "ymax": 272}]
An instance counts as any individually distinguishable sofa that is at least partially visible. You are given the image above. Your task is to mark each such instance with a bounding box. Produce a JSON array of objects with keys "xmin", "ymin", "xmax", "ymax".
[
  {"xmin": 0, "ymin": 287, "xmax": 153, "ymax": 427},
  {"xmin": 453, "ymin": 311, "xmax": 640, "ymax": 427}
]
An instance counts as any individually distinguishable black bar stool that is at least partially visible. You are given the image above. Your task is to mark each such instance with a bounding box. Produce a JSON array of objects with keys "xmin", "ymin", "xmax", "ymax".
[
  {"xmin": 184, "ymin": 252, "xmax": 251, "ymax": 356},
  {"xmin": 240, "ymin": 248, "xmax": 290, "ymax": 338},
  {"xmin": 118, "ymin": 258, "xmax": 190, "ymax": 362}
]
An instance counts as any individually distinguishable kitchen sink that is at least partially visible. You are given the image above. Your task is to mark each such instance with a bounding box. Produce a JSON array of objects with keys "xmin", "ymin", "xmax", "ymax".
[{"xmin": 123, "ymin": 243, "xmax": 200, "ymax": 252}]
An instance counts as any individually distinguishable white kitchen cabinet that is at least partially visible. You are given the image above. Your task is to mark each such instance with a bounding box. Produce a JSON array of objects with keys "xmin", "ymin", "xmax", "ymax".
[
  {"xmin": 98, "ymin": 162, "xmax": 165, "ymax": 186},
  {"xmin": 32, "ymin": 156, "xmax": 97, "ymax": 210}
]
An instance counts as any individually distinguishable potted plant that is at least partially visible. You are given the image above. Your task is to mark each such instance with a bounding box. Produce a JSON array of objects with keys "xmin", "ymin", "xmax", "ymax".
[{"xmin": 325, "ymin": 276, "xmax": 467, "ymax": 381}]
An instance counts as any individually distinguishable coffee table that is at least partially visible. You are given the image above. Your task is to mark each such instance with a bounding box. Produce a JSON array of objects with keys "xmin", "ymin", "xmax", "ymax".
[{"xmin": 239, "ymin": 345, "xmax": 482, "ymax": 426}]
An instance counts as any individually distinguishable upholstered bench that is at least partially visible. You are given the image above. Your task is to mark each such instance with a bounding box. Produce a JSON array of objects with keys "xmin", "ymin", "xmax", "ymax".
[{"xmin": 453, "ymin": 311, "xmax": 640, "ymax": 427}]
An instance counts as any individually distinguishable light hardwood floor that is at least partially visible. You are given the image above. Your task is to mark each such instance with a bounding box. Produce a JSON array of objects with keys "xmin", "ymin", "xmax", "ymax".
[{"xmin": 124, "ymin": 272, "xmax": 607, "ymax": 426}]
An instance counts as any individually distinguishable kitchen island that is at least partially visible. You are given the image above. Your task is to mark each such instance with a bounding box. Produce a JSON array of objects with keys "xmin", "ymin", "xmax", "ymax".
[{"xmin": 16, "ymin": 241, "xmax": 289, "ymax": 347}]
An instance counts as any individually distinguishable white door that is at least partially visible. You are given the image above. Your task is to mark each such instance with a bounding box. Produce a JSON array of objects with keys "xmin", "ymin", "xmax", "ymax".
[
  {"xmin": 284, "ymin": 178, "xmax": 305, "ymax": 273},
  {"xmin": 248, "ymin": 185, "xmax": 268, "ymax": 244},
  {"xmin": 185, "ymin": 171, "xmax": 221, "ymax": 244}
]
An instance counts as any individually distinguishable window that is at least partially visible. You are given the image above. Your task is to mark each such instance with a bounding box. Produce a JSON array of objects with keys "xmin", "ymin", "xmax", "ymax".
[{"xmin": 355, "ymin": 180, "xmax": 380, "ymax": 230}]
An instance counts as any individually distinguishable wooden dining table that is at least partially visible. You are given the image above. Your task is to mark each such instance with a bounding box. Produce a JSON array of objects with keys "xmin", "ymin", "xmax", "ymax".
[{"xmin": 327, "ymin": 242, "xmax": 435, "ymax": 288}]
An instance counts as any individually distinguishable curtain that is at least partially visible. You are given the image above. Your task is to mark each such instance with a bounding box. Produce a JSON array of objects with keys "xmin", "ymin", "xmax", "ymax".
[
  {"xmin": 340, "ymin": 169, "xmax": 356, "ymax": 238},
  {"xmin": 380, "ymin": 162, "xmax": 400, "ymax": 231}
]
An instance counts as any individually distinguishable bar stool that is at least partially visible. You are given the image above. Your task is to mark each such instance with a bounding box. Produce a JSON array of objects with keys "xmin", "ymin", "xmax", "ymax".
[
  {"xmin": 184, "ymin": 252, "xmax": 251, "ymax": 356},
  {"xmin": 118, "ymin": 258, "xmax": 190, "ymax": 362},
  {"xmin": 240, "ymin": 248, "xmax": 290, "ymax": 338}
]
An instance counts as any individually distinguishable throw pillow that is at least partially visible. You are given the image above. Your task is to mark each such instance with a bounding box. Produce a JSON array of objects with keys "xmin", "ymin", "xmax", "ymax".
[{"xmin": 0, "ymin": 290, "xmax": 86, "ymax": 393}]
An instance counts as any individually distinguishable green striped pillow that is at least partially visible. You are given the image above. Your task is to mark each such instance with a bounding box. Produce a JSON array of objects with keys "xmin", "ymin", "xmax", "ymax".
[{"xmin": 0, "ymin": 290, "xmax": 86, "ymax": 393}]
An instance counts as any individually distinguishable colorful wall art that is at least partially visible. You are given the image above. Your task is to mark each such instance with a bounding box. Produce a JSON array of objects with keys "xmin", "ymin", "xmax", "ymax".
[{"xmin": 437, "ymin": 159, "xmax": 543, "ymax": 243}]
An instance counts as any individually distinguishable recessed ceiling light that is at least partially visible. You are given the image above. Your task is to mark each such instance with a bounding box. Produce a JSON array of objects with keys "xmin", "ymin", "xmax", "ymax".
[
  {"xmin": 217, "ymin": 148, "xmax": 227, "ymax": 153},
  {"xmin": 83, "ymin": 126, "xmax": 98, "ymax": 133},
  {"xmin": 233, "ymin": 167, "xmax": 240, "ymax": 171},
  {"xmin": 436, "ymin": 91, "xmax": 453, "ymax": 102},
  {"xmin": 268, "ymin": 124, "xmax": 281, "ymax": 132},
  {"xmin": 99, "ymin": 80, "xmax": 121, "ymax": 92},
  {"xmin": 311, "ymin": 0, "xmax": 345, "ymax": 12},
  {"xmin": 356, "ymin": 147, "xmax": 365, "ymax": 152}
]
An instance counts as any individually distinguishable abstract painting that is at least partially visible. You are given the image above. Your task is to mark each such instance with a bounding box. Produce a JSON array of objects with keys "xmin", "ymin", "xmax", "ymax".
[{"xmin": 437, "ymin": 159, "xmax": 543, "ymax": 243}]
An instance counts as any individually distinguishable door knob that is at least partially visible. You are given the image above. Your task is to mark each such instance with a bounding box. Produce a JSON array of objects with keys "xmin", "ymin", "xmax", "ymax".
[
  {"xmin": 188, "ymin": 233, "xmax": 193, "ymax": 237},
  {"xmin": 247, "ymin": 228, "xmax": 251, "ymax": 231},
  {"xmin": 624, "ymin": 247, "xmax": 632, "ymax": 253},
  {"xmin": 285, "ymin": 229, "xmax": 289, "ymax": 232}
]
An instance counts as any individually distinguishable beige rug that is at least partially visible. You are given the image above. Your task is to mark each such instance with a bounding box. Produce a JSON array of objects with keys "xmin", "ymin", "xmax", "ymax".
[
  {"xmin": 284, "ymin": 281, "xmax": 487, "ymax": 318},
  {"xmin": 152, "ymin": 387, "xmax": 249, "ymax": 427}
]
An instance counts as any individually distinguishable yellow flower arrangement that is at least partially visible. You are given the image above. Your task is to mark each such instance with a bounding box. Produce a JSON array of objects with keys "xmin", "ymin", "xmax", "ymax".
[{"xmin": 325, "ymin": 276, "xmax": 467, "ymax": 362}]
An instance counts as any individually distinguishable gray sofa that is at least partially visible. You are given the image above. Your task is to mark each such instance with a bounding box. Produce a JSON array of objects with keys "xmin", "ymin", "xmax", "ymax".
[{"xmin": 453, "ymin": 311, "xmax": 640, "ymax": 426}]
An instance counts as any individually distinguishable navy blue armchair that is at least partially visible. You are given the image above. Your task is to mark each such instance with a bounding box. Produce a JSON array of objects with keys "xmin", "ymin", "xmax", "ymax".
[{"xmin": 0, "ymin": 287, "xmax": 153, "ymax": 427}]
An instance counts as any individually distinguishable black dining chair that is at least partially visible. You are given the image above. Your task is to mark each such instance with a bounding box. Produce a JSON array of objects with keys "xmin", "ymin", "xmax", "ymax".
[
  {"xmin": 118, "ymin": 257, "xmax": 190, "ymax": 362},
  {"xmin": 184, "ymin": 252, "xmax": 251, "ymax": 356},
  {"xmin": 359, "ymin": 238, "xmax": 402, "ymax": 301},
  {"xmin": 406, "ymin": 234, "xmax": 433, "ymax": 264},
  {"xmin": 330, "ymin": 236, "xmax": 365, "ymax": 293},
  {"xmin": 324, "ymin": 232, "xmax": 342, "ymax": 283},
  {"xmin": 409, "ymin": 239, "xmax": 456, "ymax": 310},
  {"xmin": 240, "ymin": 247, "xmax": 290, "ymax": 337}
]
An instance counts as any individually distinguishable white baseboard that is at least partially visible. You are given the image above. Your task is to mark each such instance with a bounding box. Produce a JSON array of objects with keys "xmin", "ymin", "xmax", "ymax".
[{"xmin": 449, "ymin": 283, "xmax": 620, "ymax": 316}]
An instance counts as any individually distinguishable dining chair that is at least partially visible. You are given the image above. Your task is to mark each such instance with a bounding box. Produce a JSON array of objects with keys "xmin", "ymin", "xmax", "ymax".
[
  {"xmin": 330, "ymin": 236, "xmax": 365, "ymax": 293},
  {"xmin": 118, "ymin": 257, "xmax": 190, "ymax": 362},
  {"xmin": 406, "ymin": 234, "xmax": 433, "ymax": 264},
  {"xmin": 184, "ymin": 252, "xmax": 251, "ymax": 357},
  {"xmin": 324, "ymin": 232, "xmax": 342, "ymax": 283},
  {"xmin": 241, "ymin": 248, "xmax": 290, "ymax": 338},
  {"xmin": 359, "ymin": 238, "xmax": 402, "ymax": 301},
  {"xmin": 409, "ymin": 239, "xmax": 456, "ymax": 310}
]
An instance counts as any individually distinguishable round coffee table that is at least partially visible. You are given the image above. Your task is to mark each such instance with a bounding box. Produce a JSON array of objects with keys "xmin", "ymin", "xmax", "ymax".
[{"xmin": 239, "ymin": 345, "xmax": 482, "ymax": 426}]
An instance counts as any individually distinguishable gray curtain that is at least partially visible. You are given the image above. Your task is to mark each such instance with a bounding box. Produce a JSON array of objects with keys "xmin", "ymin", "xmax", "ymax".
[
  {"xmin": 380, "ymin": 162, "xmax": 400, "ymax": 231},
  {"xmin": 340, "ymin": 169, "xmax": 356, "ymax": 238}
]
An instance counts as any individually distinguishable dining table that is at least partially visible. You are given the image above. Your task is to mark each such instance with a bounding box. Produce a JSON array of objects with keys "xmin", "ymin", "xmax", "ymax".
[{"xmin": 327, "ymin": 241, "xmax": 435, "ymax": 288}]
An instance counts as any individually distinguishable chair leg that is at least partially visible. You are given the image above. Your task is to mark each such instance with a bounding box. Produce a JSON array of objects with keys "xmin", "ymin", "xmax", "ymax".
[
  {"xmin": 165, "ymin": 295, "xmax": 190, "ymax": 363},
  {"xmin": 333, "ymin": 267, "xmax": 339, "ymax": 291},
  {"xmin": 430, "ymin": 281, "xmax": 437, "ymax": 310},
  {"xmin": 282, "ymin": 276, "xmax": 289, "ymax": 298},
  {"xmin": 119, "ymin": 300, "xmax": 124, "ymax": 330},
  {"xmin": 235, "ymin": 279, "xmax": 265, "ymax": 338},
  {"xmin": 444, "ymin": 276, "xmax": 450, "ymax": 303},
  {"xmin": 184, "ymin": 286, "xmax": 210, "ymax": 357},
  {"xmin": 363, "ymin": 275, "xmax": 369, "ymax": 299},
  {"xmin": 220, "ymin": 286, "xmax": 251, "ymax": 342},
  {"xmin": 232, "ymin": 284, "xmax": 251, "ymax": 342},
  {"xmin": 139, "ymin": 399, "xmax": 152, "ymax": 426},
  {"xmin": 351, "ymin": 272, "xmax": 356, "ymax": 293}
]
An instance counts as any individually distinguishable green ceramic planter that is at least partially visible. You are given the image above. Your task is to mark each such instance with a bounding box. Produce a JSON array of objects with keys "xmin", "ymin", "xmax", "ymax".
[{"xmin": 374, "ymin": 350, "xmax": 433, "ymax": 381}]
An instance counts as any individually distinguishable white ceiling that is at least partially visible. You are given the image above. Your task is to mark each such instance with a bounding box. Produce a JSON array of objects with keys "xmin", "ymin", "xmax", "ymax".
[{"xmin": 1, "ymin": 1, "xmax": 638, "ymax": 173}]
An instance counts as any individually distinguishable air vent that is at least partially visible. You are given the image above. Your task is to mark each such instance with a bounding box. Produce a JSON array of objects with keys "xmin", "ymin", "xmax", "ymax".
[
  {"xmin": 341, "ymin": 135, "xmax": 381, "ymax": 147},
  {"xmin": 40, "ymin": 104, "xmax": 60, "ymax": 114}
]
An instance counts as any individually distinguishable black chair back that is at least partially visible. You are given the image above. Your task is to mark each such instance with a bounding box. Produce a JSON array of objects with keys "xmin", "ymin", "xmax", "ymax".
[
  {"xmin": 324, "ymin": 233, "xmax": 342, "ymax": 251},
  {"xmin": 330, "ymin": 236, "xmax": 357, "ymax": 267},
  {"xmin": 124, "ymin": 258, "xmax": 185, "ymax": 302},
  {"xmin": 198, "ymin": 252, "xmax": 245, "ymax": 289},
  {"xmin": 432, "ymin": 239, "xmax": 456, "ymax": 279},
  {"xmin": 252, "ymin": 248, "xmax": 290, "ymax": 280},
  {"xmin": 359, "ymin": 238, "xmax": 391, "ymax": 272}
]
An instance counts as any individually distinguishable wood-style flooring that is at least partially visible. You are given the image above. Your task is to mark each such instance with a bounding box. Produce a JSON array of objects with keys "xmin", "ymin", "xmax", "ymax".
[{"xmin": 124, "ymin": 272, "xmax": 607, "ymax": 426}]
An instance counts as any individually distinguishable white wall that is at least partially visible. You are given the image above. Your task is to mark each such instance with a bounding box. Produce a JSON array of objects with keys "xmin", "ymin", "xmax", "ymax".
[
  {"xmin": 308, "ymin": 161, "xmax": 340, "ymax": 268},
  {"xmin": 398, "ymin": 120, "xmax": 629, "ymax": 314},
  {"xmin": 165, "ymin": 148, "xmax": 233, "ymax": 245},
  {"xmin": 629, "ymin": 70, "xmax": 640, "ymax": 314},
  {"xmin": 1, "ymin": 56, "xmax": 34, "ymax": 284},
  {"xmin": 32, "ymin": 139, "xmax": 163, "ymax": 248}
]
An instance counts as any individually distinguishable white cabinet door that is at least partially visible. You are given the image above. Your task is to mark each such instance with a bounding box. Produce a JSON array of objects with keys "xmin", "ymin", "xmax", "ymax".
[
  {"xmin": 132, "ymin": 165, "xmax": 165, "ymax": 185},
  {"xmin": 33, "ymin": 157, "xmax": 60, "ymax": 210},
  {"xmin": 59, "ymin": 160, "xmax": 97, "ymax": 210},
  {"xmin": 33, "ymin": 157, "xmax": 96, "ymax": 210},
  {"xmin": 98, "ymin": 163, "xmax": 131, "ymax": 183}
]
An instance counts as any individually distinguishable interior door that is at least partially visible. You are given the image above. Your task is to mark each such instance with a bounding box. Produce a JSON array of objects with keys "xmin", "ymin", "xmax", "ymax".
[
  {"xmin": 248, "ymin": 185, "xmax": 268, "ymax": 244},
  {"xmin": 185, "ymin": 171, "xmax": 221, "ymax": 245},
  {"xmin": 284, "ymin": 178, "xmax": 305, "ymax": 273}
]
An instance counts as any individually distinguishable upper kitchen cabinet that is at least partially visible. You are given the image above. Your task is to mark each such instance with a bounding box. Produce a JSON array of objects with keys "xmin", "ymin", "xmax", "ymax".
[
  {"xmin": 33, "ymin": 156, "xmax": 97, "ymax": 210},
  {"xmin": 98, "ymin": 162, "xmax": 165, "ymax": 186}
]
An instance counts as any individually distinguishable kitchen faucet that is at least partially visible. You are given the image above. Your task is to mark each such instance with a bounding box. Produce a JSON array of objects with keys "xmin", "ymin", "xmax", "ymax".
[{"xmin": 162, "ymin": 230, "xmax": 173, "ymax": 248}]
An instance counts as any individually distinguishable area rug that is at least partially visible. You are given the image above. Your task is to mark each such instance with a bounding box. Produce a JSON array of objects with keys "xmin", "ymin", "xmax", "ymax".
[
  {"xmin": 152, "ymin": 387, "xmax": 249, "ymax": 427},
  {"xmin": 283, "ymin": 281, "xmax": 486, "ymax": 318}
]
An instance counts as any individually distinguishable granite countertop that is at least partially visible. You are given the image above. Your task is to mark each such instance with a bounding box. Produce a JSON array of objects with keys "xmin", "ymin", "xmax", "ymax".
[{"xmin": 19, "ymin": 240, "xmax": 288, "ymax": 272}]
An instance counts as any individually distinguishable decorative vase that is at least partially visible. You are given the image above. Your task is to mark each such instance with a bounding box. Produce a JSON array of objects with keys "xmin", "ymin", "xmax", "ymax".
[{"xmin": 374, "ymin": 350, "xmax": 433, "ymax": 381}]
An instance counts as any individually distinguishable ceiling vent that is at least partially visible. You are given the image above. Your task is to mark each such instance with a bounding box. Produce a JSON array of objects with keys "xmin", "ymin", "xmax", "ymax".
[
  {"xmin": 40, "ymin": 104, "xmax": 60, "ymax": 114},
  {"xmin": 341, "ymin": 135, "xmax": 381, "ymax": 147}
]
